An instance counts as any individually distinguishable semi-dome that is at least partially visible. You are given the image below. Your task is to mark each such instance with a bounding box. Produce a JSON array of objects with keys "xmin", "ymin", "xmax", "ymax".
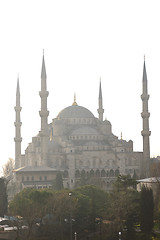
[{"xmin": 57, "ymin": 105, "xmax": 95, "ymax": 119}]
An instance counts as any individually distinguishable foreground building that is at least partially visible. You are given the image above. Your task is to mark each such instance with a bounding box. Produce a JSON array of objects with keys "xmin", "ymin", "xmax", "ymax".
[
  {"xmin": 137, "ymin": 177, "xmax": 160, "ymax": 199},
  {"xmin": 13, "ymin": 55, "xmax": 151, "ymax": 192}
]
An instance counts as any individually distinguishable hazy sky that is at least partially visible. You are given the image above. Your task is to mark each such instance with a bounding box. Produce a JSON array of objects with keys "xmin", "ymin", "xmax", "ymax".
[{"xmin": 0, "ymin": 0, "xmax": 160, "ymax": 174}]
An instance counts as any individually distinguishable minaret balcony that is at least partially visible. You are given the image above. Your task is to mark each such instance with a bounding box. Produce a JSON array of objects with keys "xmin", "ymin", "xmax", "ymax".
[
  {"xmin": 97, "ymin": 109, "xmax": 104, "ymax": 114},
  {"xmin": 14, "ymin": 106, "xmax": 22, "ymax": 111},
  {"xmin": 39, "ymin": 110, "xmax": 49, "ymax": 117},
  {"xmin": 14, "ymin": 122, "xmax": 22, "ymax": 127},
  {"xmin": 141, "ymin": 112, "xmax": 150, "ymax": 118},
  {"xmin": 39, "ymin": 91, "xmax": 49, "ymax": 98},
  {"xmin": 14, "ymin": 137, "xmax": 22, "ymax": 142},
  {"xmin": 141, "ymin": 130, "xmax": 151, "ymax": 136},
  {"xmin": 141, "ymin": 94, "xmax": 150, "ymax": 101}
]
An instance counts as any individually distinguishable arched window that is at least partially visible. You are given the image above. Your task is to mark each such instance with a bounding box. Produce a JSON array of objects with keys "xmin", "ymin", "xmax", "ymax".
[
  {"xmin": 63, "ymin": 170, "xmax": 69, "ymax": 178},
  {"xmin": 90, "ymin": 169, "xmax": 94, "ymax": 177},
  {"xmin": 115, "ymin": 169, "xmax": 120, "ymax": 177},
  {"xmin": 75, "ymin": 170, "xmax": 80, "ymax": 178},
  {"xmin": 101, "ymin": 169, "xmax": 106, "ymax": 177},
  {"xmin": 81, "ymin": 170, "xmax": 86, "ymax": 178},
  {"xmin": 44, "ymin": 176, "xmax": 47, "ymax": 181},
  {"xmin": 95, "ymin": 170, "xmax": 100, "ymax": 177},
  {"xmin": 109, "ymin": 169, "xmax": 114, "ymax": 177}
]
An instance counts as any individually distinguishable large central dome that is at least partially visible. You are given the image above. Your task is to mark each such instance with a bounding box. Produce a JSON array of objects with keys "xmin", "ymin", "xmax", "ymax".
[{"xmin": 57, "ymin": 105, "xmax": 95, "ymax": 119}]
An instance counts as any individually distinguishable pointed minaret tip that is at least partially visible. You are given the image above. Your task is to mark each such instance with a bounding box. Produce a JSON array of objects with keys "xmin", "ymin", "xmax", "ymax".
[
  {"xmin": 41, "ymin": 52, "xmax": 47, "ymax": 79},
  {"xmin": 143, "ymin": 56, "xmax": 147, "ymax": 84},
  {"xmin": 16, "ymin": 75, "xmax": 20, "ymax": 95},
  {"xmin": 99, "ymin": 78, "xmax": 102, "ymax": 99},
  {"xmin": 97, "ymin": 78, "xmax": 104, "ymax": 121}
]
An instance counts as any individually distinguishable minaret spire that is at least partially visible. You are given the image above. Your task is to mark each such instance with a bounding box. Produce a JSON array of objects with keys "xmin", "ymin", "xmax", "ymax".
[
  {"xmin": 39, "ymin": 53, "xmax": 49, "ymax": 165},
  {"xmin": 97, "ymin": 78, "xmax": 104, "ymax": 121},
  {"xmin": 14, "ymin": 77, "xmax": 22, "ymax": 168},
  {"xmin": 41, "ymin": 52, "xmax": 47, "ymax": 82},
  {"xmin": 141, "ymin": 58, "xmax": 151, "ymax": 177}
]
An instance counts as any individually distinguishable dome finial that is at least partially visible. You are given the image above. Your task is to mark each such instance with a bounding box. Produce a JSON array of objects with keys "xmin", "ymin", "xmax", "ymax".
[
  {"xmin": 72, "ymin": 93, "xmax": 78, "ymax": 106},
  {"xmin": 121, "ymin": 132, "xmax": 123, "ymax": 140}
]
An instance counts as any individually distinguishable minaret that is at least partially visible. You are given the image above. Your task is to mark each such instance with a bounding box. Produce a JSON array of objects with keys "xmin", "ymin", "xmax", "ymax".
[
  {"xmin": 39, "ymin": 53, "xmax": 49, "ymax": 166},
  {"xmin": 97, "ymin": 79, "xmax": 104, "ymax": 121},
  {"xmin": 14, "ymin": 77, "xmax": 22, "ymax": 169},
  {"xmin": 141, "ymin": 58, "xmax": 151, "ymax": 177}
]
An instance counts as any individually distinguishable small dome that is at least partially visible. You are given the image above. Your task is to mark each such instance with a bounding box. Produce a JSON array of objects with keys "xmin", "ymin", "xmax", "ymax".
[{"xmin": 57, "ymin": 105, "xmax": 95, "ymax": 119}]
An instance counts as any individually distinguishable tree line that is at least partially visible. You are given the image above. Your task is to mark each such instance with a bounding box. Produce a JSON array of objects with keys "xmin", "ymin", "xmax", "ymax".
[{"xmin": 0, "ymin": 175, "xmax": 159, "ymax": 240}]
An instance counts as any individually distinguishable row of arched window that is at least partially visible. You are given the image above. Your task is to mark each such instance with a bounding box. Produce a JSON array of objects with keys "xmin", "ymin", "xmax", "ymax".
[
  {"xmin": 64, "ymin": 118, "xmax": 95, "ymax": 125},
  {"xmin": 63, "ymin": 169, "xmax": 120, "ymax": 178},
  {"xmin": 22, "ymin": 175, "xmax": 48, "ymax": 182},
  {"xmin": 69, "ymin": 135, "xmax": 101, "ymax": 141}
]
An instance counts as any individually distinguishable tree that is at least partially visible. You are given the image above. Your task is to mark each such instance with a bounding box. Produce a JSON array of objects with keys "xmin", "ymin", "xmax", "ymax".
[
  {"xmin": 2, "ymin": 158, "xmax": 16, "ymax": 200},
  {"xmin": 115, "ymin": 174, "xmax": 137, "ymax": 190},
  {"xmin": 140, "ymin": 186, "xmax": 154, "ymax": 240},
  {"xmin": 74, "ymin": 185, "xmax": 109, "ymax": 235},
  {"xmin": 2, "ymin": 158, "xmax": 15, "ymax": 181},
  {"xmin": 150, "ymin": 162, "xmax": 160, "ymax": 205},
  {"xmin": 76, "ymin": 185, "xmax": 108, "ymax": 215},
  {"xmin": 73, "ymin": 191, "xmax": 92, "ymax": 237},
  {"xmin": 0, "ymin": 178, "xmax": 8, "ymax": 217},
  {"xmin": 156, "ymin": 200, "xmax": 160, "ymax": 231},
  {"xmin": 9, "ymin": 188, "xmax": 53, "ymax": 240},
  {"xmin": 108, "ymin": 175, "xmax": 140, "ymax": 239},
  {"xmin": 45, "ymin": 189, "xmax": 77, "ymax": 240},
  {"xmin": 55, "ymin": 171, "xmax": 64, "ymax": 190}
]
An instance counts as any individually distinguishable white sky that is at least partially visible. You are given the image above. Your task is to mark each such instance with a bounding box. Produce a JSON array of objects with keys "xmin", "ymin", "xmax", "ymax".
[{"xmin": 0, "ymin": 0, "xmax": 160, "ymax": 174}]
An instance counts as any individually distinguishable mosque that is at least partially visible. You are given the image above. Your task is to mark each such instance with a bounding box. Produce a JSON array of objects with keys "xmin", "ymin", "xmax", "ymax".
[{"xmin": 14, "ymin": 55, "xmax": 151, "ymax": 191}]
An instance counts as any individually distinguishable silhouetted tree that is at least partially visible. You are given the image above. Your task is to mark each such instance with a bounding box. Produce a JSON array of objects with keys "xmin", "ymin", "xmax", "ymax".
[
  {"xmin": 0, "ymin": 178, "xmax": 8, "ymax": 217},
  {"xmin": 9, "ymin": 188, "xmax": 53, "ymax": 240},
  {"xmin": 2, "ymin": 158, "xmax": 17, "ymax": 200},
  {"xmin": 2, "ymin": 158, "xmax": 15, "ymax": 181},
  {"xmin": 75, "ymin": 185, "xmax": 109, "ymax": 233},
  {"xmin": 108, "ymin": 175, "xmax": 140, "ymax": 239},
  {"xmin": 55, "ymin": 171, "xmax": 64, "ymax": 190},
  {"xmin": 140, "ymin": 186, "xmax": 154, "ymax": 240}
]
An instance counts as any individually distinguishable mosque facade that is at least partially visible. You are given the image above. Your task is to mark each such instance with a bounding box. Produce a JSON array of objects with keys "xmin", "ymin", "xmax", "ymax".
[{"xmin": 14, "ymin": 55, "xmax": 151, "ymax": 191}]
